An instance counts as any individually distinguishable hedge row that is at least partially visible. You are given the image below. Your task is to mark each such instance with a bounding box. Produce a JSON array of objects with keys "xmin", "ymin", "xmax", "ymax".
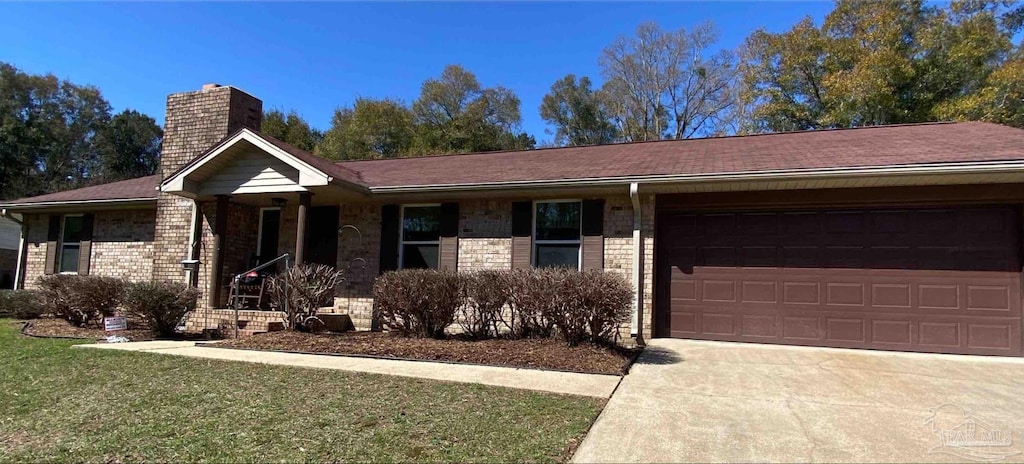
[
  {"xmin": 0, "ymin": 289, "xmax": 47, "ymax": 320},
  {"xmin": 32, "ymin": 275, "xmax": 199, "ymax": 336},
  {"xmin": 373, "ymin": 268, "xmax": 633, "ymax": 346}
]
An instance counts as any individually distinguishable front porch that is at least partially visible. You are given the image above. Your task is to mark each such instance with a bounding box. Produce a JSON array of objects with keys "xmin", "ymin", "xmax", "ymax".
[{"xmin": 159, "ymin": 129, "xmax": 374, "ymax": 334}]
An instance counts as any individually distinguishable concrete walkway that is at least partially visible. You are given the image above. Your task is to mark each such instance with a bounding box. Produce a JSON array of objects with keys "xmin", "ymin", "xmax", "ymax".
[
  {"xmin": 574, "ymin": 339, "xmax": 1024, "ymax": 463},
  {"xmin": 74, "ymin": 342, "xmax": 620, "ymax": 398}
]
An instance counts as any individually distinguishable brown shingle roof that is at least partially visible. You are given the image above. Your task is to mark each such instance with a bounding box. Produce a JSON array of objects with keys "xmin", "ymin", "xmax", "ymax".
[
  {"xmin": 259, "ymin": 132, "xmax": 365, "ymax": 188},
  {"xmin": 4, "ymin": 121, "xmax": 1023, "ymax": 207},
  {"xmin": 342, "ymin": 122, "xmax": 1024, "ymax": 188},
  {"xmin": 2, "ymin": 175, "xmax": 160, "ymax": 206}
]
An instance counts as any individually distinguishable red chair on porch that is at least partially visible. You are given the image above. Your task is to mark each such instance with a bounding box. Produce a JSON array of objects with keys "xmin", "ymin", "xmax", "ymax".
[{"xmin": 229, "ymin": 271, "xmax": 268, "ymax": 309}]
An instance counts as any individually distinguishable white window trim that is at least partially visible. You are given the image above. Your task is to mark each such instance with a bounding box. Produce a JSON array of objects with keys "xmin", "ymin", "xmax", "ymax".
[
  {"xmin": 58, "ymin": 213, "xmax": 84, "ymax": 275},
  {"xmin": 256, "ymin": 207, "xmax": 282, "ymax": 258},
  {"xmin": 398, "ymin": 203, "xmax": 442, "ymax": 270},
  {"xmin": 532, "ymin": 199, "xmax": 582, "ymax": 269}
]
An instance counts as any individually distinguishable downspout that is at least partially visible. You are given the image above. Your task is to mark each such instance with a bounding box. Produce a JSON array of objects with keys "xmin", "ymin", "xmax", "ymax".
[
  {"xmin": 184, "ymin": 201, "xmax": 201, "ymax": 287},
  {"xmin": 629, "ymin": 183, "xmax": 645, "ymax": 346},
  {"xmin": 1, "ymin": 209, "xmax": 25, "ymax": 290}
]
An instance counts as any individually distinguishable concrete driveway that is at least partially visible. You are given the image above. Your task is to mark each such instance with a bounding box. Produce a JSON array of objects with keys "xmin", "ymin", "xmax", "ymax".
[{"xmin": 574, "ymin": 339, "xmax": 1024, "ymax": 463}]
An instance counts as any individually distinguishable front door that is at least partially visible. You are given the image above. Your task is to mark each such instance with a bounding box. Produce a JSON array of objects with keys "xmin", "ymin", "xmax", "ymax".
[
  {"xmin": 305, "ymin": 206, "xmax": 340, "ymax": 268},
  {"xmin": 257, "ymin": 208, "xmax": 281, "ymax": 266}
]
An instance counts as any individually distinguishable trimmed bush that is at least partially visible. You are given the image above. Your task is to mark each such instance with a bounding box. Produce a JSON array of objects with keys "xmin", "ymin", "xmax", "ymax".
[
  {"xmin": 266, "ymin": 264, "xmax": 345, "ymax": 332},
  {"xmin": 0, "ymin": 290, "xmax": 47, "ymax": 319},
  {"xmin": 373, "ymin": 269, "xmax": 463, "ymax": 339},
  {"xmin": 460, "ymin": 270, "xmax": 508, "ymax": 339},
  {"xmin": 543, "ymin": 269, "xmax": 633, "ymax": 346},
  {"xmin": 37, "ymin": 275, "xmax": 125, "ymax": 327},
  {"xmin": 371, "ymin": 268, "xmax": 633, "ymax": 345},
  {"xmin": 123, "ymin": 281, "xmax": 200, "ymax": 336},
  {"xmin": 500, "ymin": 268, "xmax": 556, "ymax": 338}
]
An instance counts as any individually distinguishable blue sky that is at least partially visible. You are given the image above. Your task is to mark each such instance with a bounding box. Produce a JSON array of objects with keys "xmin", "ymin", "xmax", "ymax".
[{"xmin": 0, "ymin": 2, "xmax": 833, "ymax": 144}]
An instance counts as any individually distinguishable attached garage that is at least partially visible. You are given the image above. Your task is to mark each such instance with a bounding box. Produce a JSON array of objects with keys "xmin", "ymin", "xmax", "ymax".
[{"xmin": 655, "ymin": 191, "xmax": 1023, "ymax": 356}]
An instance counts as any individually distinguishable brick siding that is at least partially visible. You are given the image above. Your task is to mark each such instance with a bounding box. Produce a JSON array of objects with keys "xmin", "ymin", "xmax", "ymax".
[
  {"xmin": 21, "ymin": 209, "xmax": 156, "ymax": 287},
  {"xmin": 326, "ymin": 195, "xmax": 653, "ymax": 340},
  {"xmin": 152, "ymin": 86, "xmax": 262, "ymax": 288}
]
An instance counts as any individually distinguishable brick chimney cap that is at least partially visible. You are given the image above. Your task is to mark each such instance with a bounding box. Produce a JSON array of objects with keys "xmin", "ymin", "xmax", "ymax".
[{"xmin": 201, "ymin": 83, "xmax": 221, "ymax": 91}]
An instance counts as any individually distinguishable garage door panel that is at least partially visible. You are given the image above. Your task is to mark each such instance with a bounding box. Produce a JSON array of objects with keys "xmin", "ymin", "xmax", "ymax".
[
  {"xmin": 783, "ymin": 316, "xmax": 822, "ymax": 340},
  {"xmin": 872, "ymin": 283, "xmax": 912, "ymax": 308},
  {"xmin": 968, "ymin": 324, "xmax": 1015, "ymax": 350},
  {"xmin": 657, "ymin": 205, "xmax": 1023, "ymax": 356},
  {"xmin": 871, "ymin": 320, "xmax": 913, "ymax": 345},
  {"xmin": 674, "ymin": 268, "xmax": 1021, "ymax": 315}
]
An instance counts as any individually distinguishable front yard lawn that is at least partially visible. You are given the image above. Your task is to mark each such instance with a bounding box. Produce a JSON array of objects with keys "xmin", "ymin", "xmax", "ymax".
[
  {"xmin": 216, "ymin": 330, "xmax": 638, "ymax": 375},
  {"xmin": 0, "ymin": 320, "xmax": 604, "ymax": 462}
]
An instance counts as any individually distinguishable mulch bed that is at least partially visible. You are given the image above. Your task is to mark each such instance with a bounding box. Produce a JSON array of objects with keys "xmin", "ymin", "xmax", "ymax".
[
  {"xmin": 216, "ymin": 330, "xmax": 640, "ymax": 375},
  {"xmin": 21, "ymin": 317, "xmax": 155, "ymax": 342}
]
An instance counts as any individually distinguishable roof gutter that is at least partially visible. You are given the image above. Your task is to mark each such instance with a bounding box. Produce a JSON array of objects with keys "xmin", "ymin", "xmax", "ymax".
[
  {"xmin": 0, "ymin": 197, "xmax": 157, "ymax": 211},
  {"xmin": 365, "ymin": 159, "xmax": 1024, "ymax": 193}
]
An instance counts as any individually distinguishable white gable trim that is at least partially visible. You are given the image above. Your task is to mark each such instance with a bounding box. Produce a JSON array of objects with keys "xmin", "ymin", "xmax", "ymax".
[{"xmin": 160, "ymin": 129, "xmax": 332, "ymax": 197}]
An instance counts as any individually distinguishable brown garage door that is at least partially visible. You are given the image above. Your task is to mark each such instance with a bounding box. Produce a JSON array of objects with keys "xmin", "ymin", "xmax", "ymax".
[{"xmin": 656, "ymin": 206, "xmax": 1023, "ymax": 356}]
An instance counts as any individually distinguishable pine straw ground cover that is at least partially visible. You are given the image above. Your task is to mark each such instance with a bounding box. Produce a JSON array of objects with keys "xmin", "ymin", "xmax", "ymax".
[
  {"xmin": 217, "ymin": 330, "xmax": 639, "ymax": 375},
  {"xmin": 21, "ymin": 317, "xmax": 155, "ymax": 341},
  {"xmin": 0, "ymin": 320, "xmax": 604, "ymax": 462}
]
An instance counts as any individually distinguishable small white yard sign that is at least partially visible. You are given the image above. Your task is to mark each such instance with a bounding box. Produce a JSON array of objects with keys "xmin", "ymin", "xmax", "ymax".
[{"xmin": 104, "ymin": 316, "xmax": 127, "ymax": 332}]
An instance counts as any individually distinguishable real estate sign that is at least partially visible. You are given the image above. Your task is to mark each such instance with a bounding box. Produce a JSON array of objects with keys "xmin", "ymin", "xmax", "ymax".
[{"xmin": 104, "ymin": 316, "xmax": 127, "ymax": 332}]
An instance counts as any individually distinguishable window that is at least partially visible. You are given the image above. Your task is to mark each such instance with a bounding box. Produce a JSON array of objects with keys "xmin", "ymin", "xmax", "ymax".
[
  {"xmin": 58, "ymin": 215, "xmax": 84, "ymax": 274},
  {"xmin": 534, "ymin": 201, "xmax": 581, "ymax": 269},
  {"xmin": 400, "ymin": 205, "xmax": 441, "ymax": 269}
]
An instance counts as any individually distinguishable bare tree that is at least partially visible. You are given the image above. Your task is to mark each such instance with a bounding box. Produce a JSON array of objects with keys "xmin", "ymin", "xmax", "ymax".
[{"xmin": 600, "ymin": 21, "xmax": 737, "ymax": 141}]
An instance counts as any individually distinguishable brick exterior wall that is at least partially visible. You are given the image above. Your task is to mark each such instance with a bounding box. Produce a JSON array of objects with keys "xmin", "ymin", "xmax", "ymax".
[
  {"xmin": 640, "ymin": 194, "xmax": 655, "ymax": 340},
  {"xmin": 88, "ymin": 210, "xmax": 156, "ymax": 280},
  {"xmin": 152, "ymin": 86, "xmax": 262, "ymax": 287},
  {"xmin": 20, "ymin": 209, "xmax": 157, "ymax": 288},
  {"xmin": 458, "ymin": 199, "xmax": 513, "ymax": 272},
  {"xmin": 330, "ymin": 203, "xmax": 382, "ymax": 330},
  {"xmin": 22, "ymin": 215, "xmax": 46, "ymax": 287},
  {"xmin": 325, "ymin": 195, "xmax": 654, "ymax": 339}
]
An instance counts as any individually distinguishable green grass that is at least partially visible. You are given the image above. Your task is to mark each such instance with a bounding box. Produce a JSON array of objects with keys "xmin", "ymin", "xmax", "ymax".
[{"xmin": 0, "ymin": 320, "xmax": 604, "ymax": 462}]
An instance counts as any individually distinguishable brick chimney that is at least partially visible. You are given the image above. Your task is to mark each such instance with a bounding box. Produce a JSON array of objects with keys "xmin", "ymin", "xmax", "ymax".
[
  {"xmin": 152, "ymin": 85, "xmax": 263, "ymax": 284},
  {"xmin": 158, "ymin": 84, "xmax": 263, "ymax": 177}
]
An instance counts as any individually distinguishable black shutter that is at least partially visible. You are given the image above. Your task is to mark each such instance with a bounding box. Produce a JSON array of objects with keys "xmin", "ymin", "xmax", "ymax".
[
  {"xmin": 45, "ymin": 215, "xmax": 61, "ymax": 275},
  {"xmin": 78, "ymin": 213, "xmax": 95, "ymax": 276},
  {"xmin": 581, "ymin": 199, "xmax": 605, "ymax": 270},
  {"xmin": 379, "ymin": 204, "xmax": 400, "ymax": 273},
  {"xmin": 511, "ymin": 201, "xmax": 533, "ymax": 269},
  {"xmin": 439, "ymin": 202, "xmax": 459, "ymax": 270}
]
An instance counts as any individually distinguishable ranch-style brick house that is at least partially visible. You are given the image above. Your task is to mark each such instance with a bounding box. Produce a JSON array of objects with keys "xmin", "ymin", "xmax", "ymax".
[{"xmin": 3, "ymin": 84, "xmax": 1024, "ymax": 356}]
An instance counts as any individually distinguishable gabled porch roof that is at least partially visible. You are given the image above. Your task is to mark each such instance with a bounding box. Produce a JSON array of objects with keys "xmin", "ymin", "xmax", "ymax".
[{"xmin": 159, "ymin": 128, "xmax": 368, "ymax": 199}]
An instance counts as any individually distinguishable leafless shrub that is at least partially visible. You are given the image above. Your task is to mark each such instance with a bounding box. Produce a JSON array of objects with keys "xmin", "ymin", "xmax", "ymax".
[
  {"xmin": 122, "ymin": 280, "xmax": 200, "ymax": 337},
  {"xmin": 373, "ymin": 269, "xmax": 463, "ymax": 339},
  {"xmin": 499, "ymin": 268, "xmax": 556, "ymax": 338},
  {"xmin": 460, "ymin": 270, "xmax": 508, "ymax": 339},
  {"xmin": 37, "ymin": 275, "xmax": 125, "ymax": 327},
  {"xmin": 0, "ymin": 290, "xmax": 46, "ymax": 319},
  {"xmin": 543, "ymin": 269, "xmax": 633, "ymax": 346},
  {"xmin": 266, "ymin": 264, "xmax": 345, "ymax": 332}
]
